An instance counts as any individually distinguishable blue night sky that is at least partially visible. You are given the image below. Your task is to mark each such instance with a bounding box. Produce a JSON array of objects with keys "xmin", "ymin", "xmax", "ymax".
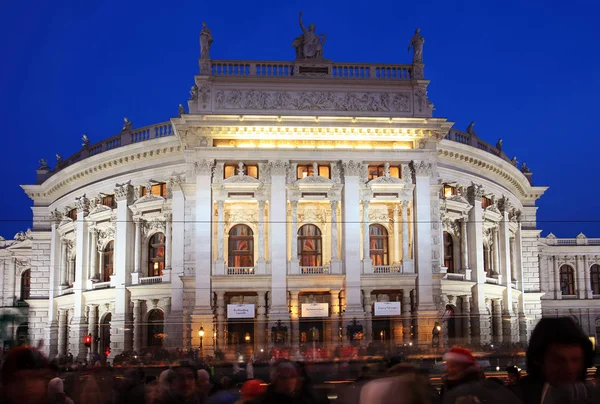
[{"xmin": 1, "ymin": 0, "xmax": 598, "ymax": 238}]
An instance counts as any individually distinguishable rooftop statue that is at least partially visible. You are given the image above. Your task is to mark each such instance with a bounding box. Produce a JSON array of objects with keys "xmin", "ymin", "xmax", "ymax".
[
  {"xmin": 82, "ymin": 133, "xmax": 90, "ymax": 148},
  {"xmin": 466, "ymin": 121, "xmax": 477, "ymax": 137},
  {"xmin": 122, "ymin": 117, "xmax": 132, "ymax": 132},
  {"xmin": 292, "ymin": 11, "xmax": 326, "ymax": 60},
  {"xmin": 189, "ymin": 84, "xmax": 199, "ymax": 101},
  {"xmin": 200, "ymin": 22, "xmax": 213, "ymax": 60},
  {"xmin": 38, "ymin": 158, "xmax": 49, "ymax": 170},
  {"xmin": 520, "ymin": 162, "xmax": 531, "ymax": 174},
  {"xmin": 56, "ymin": 153, "xmax": 63, "ymax": 164},
  {"xmin": 178, "ymin": 104, "xmax": 186, "ymax": 117},
  {"xmin": 407, "ymin": 28, "xmax": 424, "ymax": 64},
  {"xmin": 496, "ymin": 138, "xmax": 503, "ymax": 152},
  {"xmin": 511, "ymin": 156, "xmax": 518, "ymax": 167}
]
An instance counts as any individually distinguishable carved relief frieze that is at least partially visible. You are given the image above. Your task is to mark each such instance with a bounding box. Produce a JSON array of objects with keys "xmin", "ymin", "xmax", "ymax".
[
  {"xmin": 198, "ymin": 85, "xmax": 211, "ymax": 109},
  {"xmin": 214, "ymin": 90, "xmax": 411, "ymax": 113},
  {"xmin": 410, "ymin": 160, "xmax": 434, "ymax": 176},
  {"xmin": 96, "ymin": 225, "xmax": 115, "ymax": 250},
  {"xmin": 259, "ymin": 162, "xmax": 271, "ymax": 184},
  {"xmin": 142, "ymin": 218, "xmax": 166, "ymax": 238},
  {"xmin": 342, "ymin": 160, "xmax": 363, "ymax": 177},
  {"xmin": 298, "ymin": 208, "xmax": 327, "ymax": 225},
  {"xmin": 286, "ymin": 163, "xmax": 298, "ymax": 185},
  {"xmin": 368, "ymin": 207, "xmax": 390, "ymax": 224},
  {"xmin": 225, "ymin": 209, "xmax": 258, "ymax": 227}
]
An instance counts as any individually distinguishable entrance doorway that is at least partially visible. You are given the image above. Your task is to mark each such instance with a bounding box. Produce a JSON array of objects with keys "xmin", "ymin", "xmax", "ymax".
[
  {"xmin": 99, "ymin": 313, "xmax": 111, "ymax": 357},
  {"xmin": 227, "ymin": 319, "xmax": 254, "ymax": 352},
  {"xmin": 372, "ymin": 317, "xmax": 392, "ymax": 342},
  {"xmin": 299, "ymin": 320, "xmax": 324, "ymax": 344},
  {"xmin": 16, "ymin": 323, "xmax": 28, "ymax": 346},
  {"xmin": 147, "ymin": 309, "xmax": 164, "ymax": 348}
]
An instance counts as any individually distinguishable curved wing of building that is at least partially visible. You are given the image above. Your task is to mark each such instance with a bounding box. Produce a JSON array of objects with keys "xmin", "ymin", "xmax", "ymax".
[{"xmin": 0, "ymin": 23, "xmax": 596, "ymax": 361}]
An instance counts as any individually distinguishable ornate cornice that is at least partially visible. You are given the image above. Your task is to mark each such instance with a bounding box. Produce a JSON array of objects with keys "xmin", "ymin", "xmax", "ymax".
[
  {"xmin": 194, "ymin": 159, "xmax": 214, "ymax": 175},
  {"xmin": 342, "ymin": 160, "xmax": 363, "ymax": 177}
]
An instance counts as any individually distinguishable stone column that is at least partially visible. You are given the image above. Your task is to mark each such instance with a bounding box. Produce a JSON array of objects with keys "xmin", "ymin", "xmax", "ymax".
[
  {"xmin": 576, "ymin": 255, "xmax": 586, "ymax": 299},
  {"xmin": 69, "ymin": 257, "xmax": 76, "ymax": 286},
  {"xmin": 509, "ymin": 237, "xmax": 516, "ymax": 281},
  {"xmin": 460, "ymin": 219, "xmax": 470, "ymax": 275},
  {"xmin": 88, "ymin": 304, "xmax": 98, "ymax": 356},
  {"xmin": 57, "ymin": 309, "xmax": 68, "ymax": 357},
  {"xmin": 328, "ymin": 290, "xmax": 340, "ymax": 347},
  {"xmin": 362, "ymin": 200, "xmax": 371, "ymax": 272},
  {"xmin": 165, "ymin": 214, "xmax": 172, "ymax": 271},
  {"xmin": 290, "ymin": 200, "xmax": 299, "ymax": 274},
  {"xmin": 216, "ymin": 292, "xmax": 226, "ymax": 348},
  {"xmin": 330, "ymin": 200, "xmax": 339, "ymax": 260},
  {"xmin": 462, "ymin": 296, "xmax": 471, "ymax": 345},
  {"xmin": 133, "ymin": 300, "xmax": 143, "ymax": 353},
  {"xmin": 584, "ymin": 256, "xmax": 593, "ymax": 299},
  {"xmin": 363, "ymin": 289, "xmax": 373, "ymax": 345},
  {"xmin": 392, "ymin": 205, "xmax": 401, "ymax": 264},
  {"xmin": 492, "ymin": 228, "xmax": 500, "ymax": 278},
  {"xmin": 401, "ymin": 200, "xmax": 413, "ymax": 272},
  {"xmin": 134, "ymin": 219, "xmax": 141, "ymax": 274},
  {"xmin": 256, "ymin": 292, "xmax": 267, "ymax": 351},
  {"xmin": 112, "ymin": 182, "xmax": 135, "ymax": 357},
  {"xmin": 257, "ymin": 200, "xmax": 266, "ymax": 273},
  {"xmin": 214, "ymin": 200, "xmax": 225, "ymax": 275},
  {"xmin": 166, "ymin": 179, "xmax": 185, "ymax": 348},
  {"xmin": 401, "ymin": 290, "xmax": 411, "ymax": 343},
  {"xmin": 72, "ymin": 196, "xmax": 90, "ymax": 361},
  {"xmin": 60, "ymin": 241, "xmax": 68, "ymax": 286},
  {"xmin": 492, "ymin": 299, "xmax": 503, "ymax": 344},
  {"xmin": 553, "ymin": 256, "xmax": 562, "ymax": 299},
  {"xmin": 290, "ymin": 291, "xmax": 300, "ymax": 352},
  {"xmin": 90, "ymin": 230, "xmax": 98, "ymax": 280}
]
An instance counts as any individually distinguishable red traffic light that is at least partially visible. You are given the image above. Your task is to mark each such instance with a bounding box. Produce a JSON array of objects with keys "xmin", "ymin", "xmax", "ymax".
[{"xmin": 84, "ymin": 334, "xmax": 92, "ymax": 347}]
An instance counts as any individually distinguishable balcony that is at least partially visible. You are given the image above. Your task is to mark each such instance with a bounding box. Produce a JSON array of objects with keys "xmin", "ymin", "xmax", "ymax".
[
  {"xmin": 373, "ymin": 265, "xmax": 403, "ymax": 274},
  {"xmin": 139, "ymin": 276, "xmax": 163, "ymax": 285},
  {"xmin": 445, "ymin": 273, "xmax": 466, "ymax": 281},
  {"xmin": 92, "ymin": 281, "xmax": 111, "ymax": 290},
  {"xmin": 300, "ymin": 266, "xmax": 329, "ymax": 275},
  {"xmin": 227, "ymin": 267, "xmax": 255, "ymax": 275},
  {"xmin": 485, "ymin": 277, "xmax": 499, "ymax": 285}
]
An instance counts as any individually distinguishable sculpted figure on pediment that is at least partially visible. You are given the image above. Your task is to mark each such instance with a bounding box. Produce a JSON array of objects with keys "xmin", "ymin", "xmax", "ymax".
[
  {"xmin": 199, "ymin": 22, "xmax": 213, "ymax": 60},
  {"xmin": 292, "ymin": 11, "xmax": 326, "ymax": 60}
]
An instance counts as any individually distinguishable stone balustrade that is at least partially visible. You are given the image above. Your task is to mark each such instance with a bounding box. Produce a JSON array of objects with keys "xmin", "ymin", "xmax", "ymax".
[
  {"xmin": 139, "ymin": 276, "xmax": 163, "ymax": 285},
  {"xmin": 92, "ymin": 281, "xmax": 111, "ymax": 290},
  {"xmin": 485, "ymin": 277, "xmax": 499, "ymax": 285},
  {"xmin": 300, "ymin": 266, "xmax": 329, "ymax": 275},
  {"xmin": 446, "ymin": 273, "xmax": 466, "ymax": 281},
  {"xmin": 444, "ymin": 129, "xmax": 508, "ymax": 162},
  {"xmin": 226, "ymin": 267, "xmax": 255, "ymax": 275},
  {"xmin": 546, "ymin": 237, "xmax": 600, "ymax": 246},
  {"xmin": 373, "ymin": 265, "xmax": 403, "ymax": 274},
  {"xmin": 208, "ymin": 60, "xmax": 412, "ymax": 80}
]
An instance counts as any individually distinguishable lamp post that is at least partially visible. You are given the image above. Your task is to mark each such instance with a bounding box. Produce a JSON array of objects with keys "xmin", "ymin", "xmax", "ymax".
[
  {"xmin": 432, "ymin": 321, "xmax": 441, "ymax": 363},
  {"xmin": 213, "ymin": 330, "xmax": 217, "ymax": 350},
  {"xmin": 199, "ymin": 326, "xmax": 205, "ymax": 356},
  {"xmin": 245, "ymin": 333, "xmax": 251, "ymax": 344}
]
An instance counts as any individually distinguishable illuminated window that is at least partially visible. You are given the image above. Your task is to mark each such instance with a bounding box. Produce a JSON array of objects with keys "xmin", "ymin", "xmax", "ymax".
[
  {"xmin": 101, "ymin": 195, "xmax": 116, "ymax": 209},
  {"xmin": 148, "ymin": 233, "xmax": 165, "ymax": 277},
  {"xmin": 482, "ymin": 196, "xmax": 493, "ymax": 209},
  {"xmin": 141, "ymin": 183, "xmax": 167, "ymax": 197},
  {"xmin": 20, "ymin": 270, "xmax": 30, "ymax": 300},
  {"xmin": 560, "ymin": 265, "xmax": 575, "ymax": 296},
  {"xmin": 368, "ymin": 165, "xmax": 400, "ymax": 180},
  {"xmin": 224, "ymin": 164, "xmax": 259, "ymax": 179},
  {"xmin": 369, "ymin": 224, "xmax": 388, "ymax": 266},
  {"xmin": 443, "ymin": 232, "xmax": 455, "ymax": 273},
  {"xmin": 296, "ymin": 165, "xmax": 330, "ymax": 179},
  {"xmin": 443, "ymin": 185, "xmax": 457, "ymax": 199},
  {"xmin": 228, "ymin": 225, "xmax": 254, "ymax": 268},
  {"xmin": 591, "ymin": 265, "xmax": 600, "ymax": 295},
  {"xmin": 102, "ymin": 241, "xmax": 114, "ymax": 282},
  {"xmin": 67, "ymin": 208, "xmax": 78, "ymax": 220},
  {"xmin": 298, "ymin": 225, "xmax": 322, "ymax": 267}
]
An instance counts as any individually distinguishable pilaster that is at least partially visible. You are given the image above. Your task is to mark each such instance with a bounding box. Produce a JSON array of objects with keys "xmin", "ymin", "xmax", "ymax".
[{"xmin": 166, "ymin": 180, "xmax": 185, "ymax": 348}]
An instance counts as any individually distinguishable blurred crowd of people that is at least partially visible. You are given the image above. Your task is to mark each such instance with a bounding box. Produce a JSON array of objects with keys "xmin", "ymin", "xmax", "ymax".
[{"xmin": 1, "ymin": 316, "xmax": 600, "ymax": 403}]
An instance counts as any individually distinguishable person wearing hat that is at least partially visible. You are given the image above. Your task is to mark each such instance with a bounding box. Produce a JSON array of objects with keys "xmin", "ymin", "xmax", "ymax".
[
  {"xmin": 235, "ymin": 379, "xmax": 267, "ymax": 404},
  {"xmin": 254, "ymin": 361, "xmax": 299, "ymax": 404},
  {"xmin": 440, "ymin": 347, "xmax": 481, "ymax": 396}
]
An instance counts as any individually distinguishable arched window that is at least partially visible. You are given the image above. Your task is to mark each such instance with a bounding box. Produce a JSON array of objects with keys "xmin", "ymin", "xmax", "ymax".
[
  {"xmin": 560, "ymin": 265, "xmax": 575, "ymax": 296},
  {"xmin": 443, "ymin": 232, "xmax": 455, "ymax": 273},
  {"xmin": 369, "ymin": 224, "xmax": 388, "ymax": 266},
  {"xmin": 298, "ymin": 224, "xmax": 322, "ymax": 267},
  {"xmin": 148, "ymin": 233, "xmax": 165, "ymax": 277},
  {"xmin": 591, "ymin": 265, "xmax": 600, "ymax": 295},
  {"xmin": 102, "ymin": 241, "xmax": 114, "ymax": 282},
  {"xmin": 20, "ymin": 270, "xmax": 30, "ymax": 300},
  {"xmin": 147, "ymin": 309, "xmax": 165, "ymax": 348},
  {"xmin": 228, "ymin": 225, "xmax": 254, "ymax": 267}
]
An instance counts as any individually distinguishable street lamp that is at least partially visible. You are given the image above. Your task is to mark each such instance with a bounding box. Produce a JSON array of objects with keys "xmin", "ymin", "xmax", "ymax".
[
  {"xmin": 244, "ymin": 333, "xmax": 251, "ymax": 344},
  {"xmin": 213, "ymin": 330, "xmax": 217, "ymax": 349},
  {"xmin": 199, "ymin": 326, "xmax": 205, "ymax": 351}
]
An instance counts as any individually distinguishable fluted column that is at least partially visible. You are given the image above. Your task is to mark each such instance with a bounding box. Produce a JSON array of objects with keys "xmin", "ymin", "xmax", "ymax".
[
  {"xmin": 134, "ymin": 219, "xmax": 141, "ymax": 274},
  {"xmin": 460, "ymin": 219, "xmax": 469, "ymax": 272},
  {"xmin": 60, "ymin": 241, "xmax": 68, "ymax": 286},
  {"xmin": 362, "ymin": 200, "xmax": 371, "ymax": 272},
  {"xmin": 90, "ymin": 230, "xmax": 98, "ymax": 279},
  {"xmin": 393, "ymin": 205, "xmax": 400, "ymax": 264},
  {"xmin": 258, "ymin": 200, "xmax": 266, "ymax": 262},
  {"xmin": 165, "ymin": 214, "xmax": 172, "ymax": 270},
  {"xmin": 217, "ymin": 201, "xmax": 225, "ymax": 261},
  {"xmin": 57, "ymin": 309, "xmax": 68, "ymax": 357},
  {"xmin": 462, "ymin": 296, "xmax": 471, "ymax": 344},
  {"xmin": 216, "ymin": 292, "xmax": 226, "ymax": 348},
  {"xmin": 291, "ymin": 201, "xmax": 298, "ymax": 262},
  {"xmin": 509, "ymin": 237, "xmax": 516, "ymax": 281},
  {"xmin": 330, "ymin": 200, "xmax": 339, "ymax": 260},
  {"xmin": 256, "ymin": 292, "xmax": 266, "ymax": 350},
  {"xmin": 133, "ymin": 300, "xmax": 143, "ymax": 353},
  {"xmin": 69, "ymin": 257, "xmax": 75, "ymax": 286},
  {"xmin": 88, "ymin": 304, "xmax": 98, "ymax": 356}
]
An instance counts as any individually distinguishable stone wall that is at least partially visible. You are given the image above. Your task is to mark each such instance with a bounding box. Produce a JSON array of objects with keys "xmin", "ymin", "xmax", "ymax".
[{"xmin": 521, "ymin": 230, "xmax": 541, "ymax": 292}]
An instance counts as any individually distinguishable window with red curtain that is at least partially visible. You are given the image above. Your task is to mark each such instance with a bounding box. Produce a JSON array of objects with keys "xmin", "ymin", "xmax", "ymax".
[
  {"xmin": 148, "ymin": 233, "xmax": 165, "ymax": 276},
  {"xmin": 298, "ymin": 224, "xmax": 322, "ymax": 267},
  {"xmin": 228, "ymin": 225, "xmax": 254, "ymax": 267},
  {"xmin": 102, "ymin": 241, "xmax": 114, "ymax": 282},
  {"xmin": 369, "ymin": 224, "xmax": 388, "ymax": 266}
]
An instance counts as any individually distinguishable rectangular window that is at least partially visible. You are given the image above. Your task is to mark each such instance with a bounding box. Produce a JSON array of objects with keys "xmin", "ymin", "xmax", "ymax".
[
  {"xmin": 224, "ymin": 164, "xmax": 259, "ymax": 179},
  {"xmin": 68, "ymin": 208, "xmax": 77, "ymax": 220},
  {"xmin": 482, "ymin": 196, "xmax": 493, "ymax": 209},
  {"xmin": 367, "ymin": 165, "xmax": 401, "ymax": 180},
  {"xmin": 141, "ymin": 183, "xmax": 167, "ymax": 197},
  {"xmin": 297, "ymin": 165, "xmax": 331, "ymax": 179},
  {"xmin": 443, "ymin": 185, "xmax": 457, "ymax": 199},
  {"xmin": 101, "ymin": 195, "xmax": 115, "ymax": 208}
]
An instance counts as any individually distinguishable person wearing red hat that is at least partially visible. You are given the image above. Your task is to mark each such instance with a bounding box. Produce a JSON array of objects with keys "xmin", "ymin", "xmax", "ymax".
[
  {"xmin": 440, "ymin": 347, "xmax": 481, "ymax": 397},
  {"xmin": 236, "ymin": 379, "xmax": 266, "ymax": 404}
]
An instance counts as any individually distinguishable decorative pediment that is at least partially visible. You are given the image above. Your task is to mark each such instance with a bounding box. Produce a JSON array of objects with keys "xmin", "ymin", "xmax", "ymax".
[
  {"xmin": 222, "ymin": 162, "xmax": 263, "ymax": 190},
  {"xmin": 444, "ymin": 195, "xmax": 472, "ymax": 216},
  {"xmin": 295, "ymin": 163, "xmax": 335, "ymax": 189}
]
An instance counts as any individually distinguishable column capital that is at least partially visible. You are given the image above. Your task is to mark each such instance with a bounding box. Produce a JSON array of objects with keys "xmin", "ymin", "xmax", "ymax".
[
  {"xmin": 216, "ymin": 200, "xmax": 225, "ymax": 208},
  {"xmin": 467, "ymin": 183, "xmax": 485, "ymax": 204},
  {"xmin": 194, "ymin": 159, "xmax": 214, "ymax": 175},
  {"xmin": 360, "ymin": 189, "xmax": 373, "ymax": 203},
  {"xmin": 114, "ymin": 181, "xmax": 134, "ymax": 203},
  {"xmin": 410, "ymin": 160, "xmax": 434, "ymax": 177},
  {"xmin": 268, "ymin": 160, "xmax": 288, "ymax": 176}
]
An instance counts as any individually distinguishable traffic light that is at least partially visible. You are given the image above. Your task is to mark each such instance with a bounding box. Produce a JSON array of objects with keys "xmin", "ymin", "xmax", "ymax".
[{"xmin": 84, "ymin": 334, "xmax": 92, "ymax": 347}]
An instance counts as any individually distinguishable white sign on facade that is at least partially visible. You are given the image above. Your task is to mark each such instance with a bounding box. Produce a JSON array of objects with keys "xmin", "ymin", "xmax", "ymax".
[
  {"xmin": 301, "ymin": 303, "xmax": 329, "ymax": 318},
  {"xmin": 374, "ymin": 302, "xmax": 401, "ymax": 316},
  {"xmin": 227, "ymin": 304, "xmax": 255, "ymax": 319}
]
